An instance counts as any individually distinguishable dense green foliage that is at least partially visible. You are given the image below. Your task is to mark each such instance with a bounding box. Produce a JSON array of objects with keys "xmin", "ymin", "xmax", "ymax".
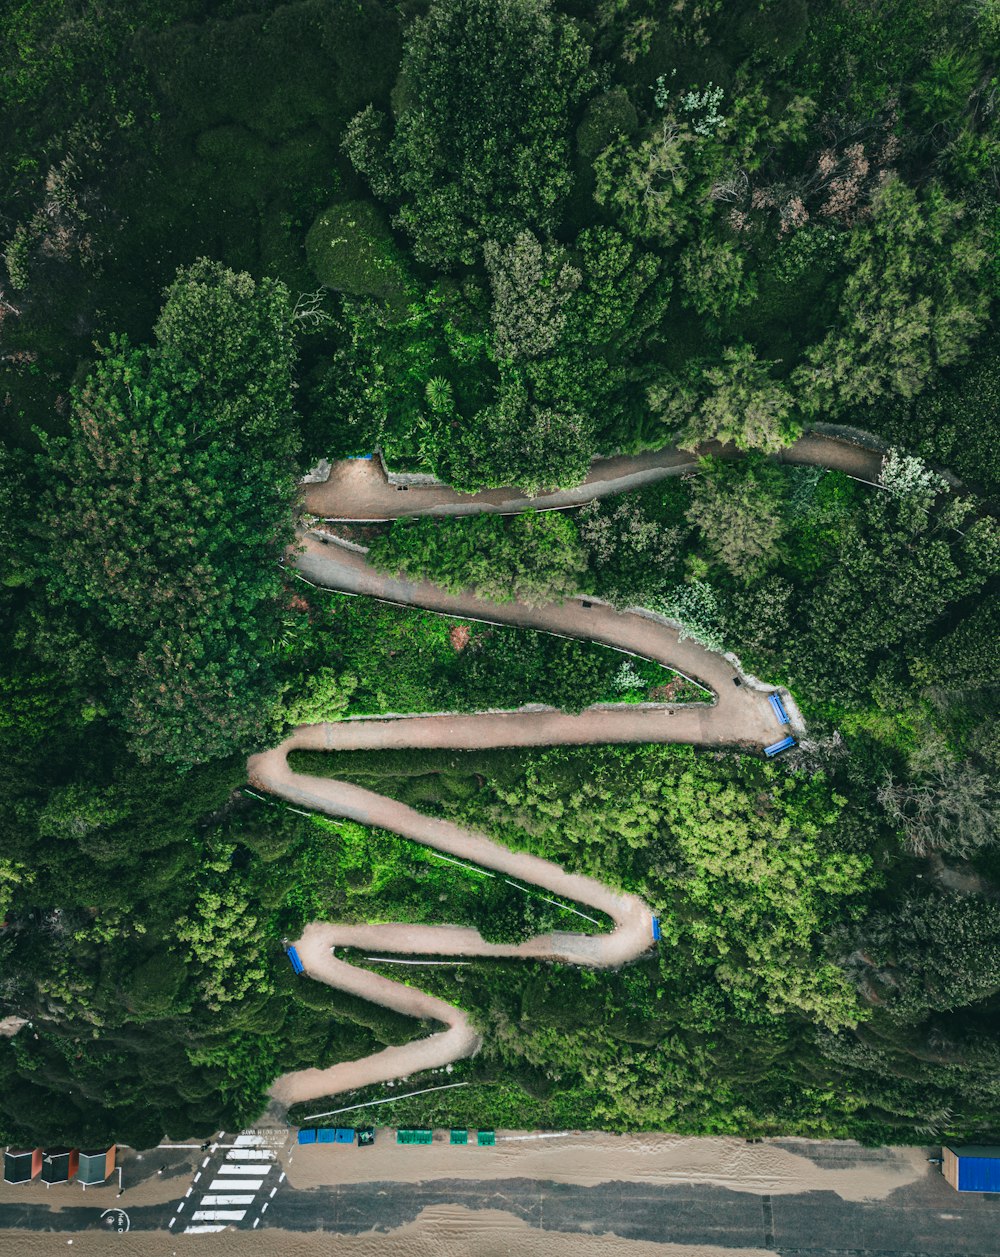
[
  {"xmin": 369, "ymin": 510, "xmax": 587, "ymax": 606},
  {"xmin": 3, "ymin": 0, "xmax": 1000, "ymax": 1152},
  {"xmin": 40, "ymin": 260, "xmax": 300, "ymax": 766}
]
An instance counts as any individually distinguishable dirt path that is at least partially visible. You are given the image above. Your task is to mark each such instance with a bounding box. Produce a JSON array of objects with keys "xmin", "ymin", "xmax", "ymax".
[
  {"xmin": 305, "ymin": 429, "xmax": 886, "ymax": 520},
  {"xmin": 258, "ymin": 543, "xmax": 788, "ymax": 1108},
  {"xmin": 253, "ymin": 725, "xmax": 656, "ymax": 1107}
]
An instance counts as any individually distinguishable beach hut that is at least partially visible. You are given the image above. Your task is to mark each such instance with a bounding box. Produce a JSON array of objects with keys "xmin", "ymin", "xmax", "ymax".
[
  {"xmin": 943, "ymin": 1146, "xmax": 1000, "ymax": 1192},
  {"xmin": 41, "ymin": 1148, "xmax": 78, "ymax": 1185},
  {"xmin": 77, "ymin": 1146, "xmax": 115, "ymax": 1186},
  {"xmin": 4, "ymin": 1148, "xmax": 42, "ymax": 1184}
]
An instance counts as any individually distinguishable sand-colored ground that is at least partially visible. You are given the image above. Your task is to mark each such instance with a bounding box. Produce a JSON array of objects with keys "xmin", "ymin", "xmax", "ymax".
[
  {"xmin": 304, "ymin": 430, "xmax": 886, "ymax": 520},
  {"xmin": 0, "ymin": 1211, "xmax": 777, "ymax": 1257},
  {"xmin": 254, "ymin": 537, "xmax": 793, "ymax": 1107},
  {"xmin": 282, "ymin": 1130, "xmax": 927, "ymax": 1204},
  {"xmin": 291, "ymin": 534, "xmax": 783, "ymax": 746}
]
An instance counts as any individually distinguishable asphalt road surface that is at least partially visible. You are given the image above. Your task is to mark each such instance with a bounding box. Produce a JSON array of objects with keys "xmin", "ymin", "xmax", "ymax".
[{"xmin": 2, "ymin": 1131, "xmax": 999, "ymax": 1255}]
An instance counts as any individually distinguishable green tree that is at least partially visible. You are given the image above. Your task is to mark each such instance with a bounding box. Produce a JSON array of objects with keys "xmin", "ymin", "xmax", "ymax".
[
  {"xmin": 369, "ymin": 510, "xmax": 586, "ymax": 606},
  {"xmin": 41, "ymin": 262, "xmax": 300, "ymax": 766},
  {"xmin": 484, "ymin": 230, "xmax": 581, "ymax": 361},
  {"xmin": 686, "ymin": 459, "xmax": 786, "ymax": 580},
  {"xmin": 449, "ymin": 371, "xmax": 595, "ymax": 494},
  {"xmin": 283, "ymin": 668, "xmax": 358, "ymax": 726},
  {"xmin": 349, "ymin": 0, "xmax": 592, "ymax": 267},
  {"xmin": 794, "ymin": 180, "xmax": 989, "ymax": 414},
  {"xmin": 843, "ymin": 893, "xmax": 1000, "ymax": 1024},
  {"xmin": 913, "ymin": 596, "xmax": 1000, "ymax": 689},
  {"xmin": 678, "ymin": 235, "xmax": 757, "ymax": 319},
  {"xmin": 567, "ymin": 226, "xmax": 669, "ymax": 353},
  {"xmin": 305, "ymin": 201, "xmax": 413, "ymax": 312},
  {"xmin": 594, "ymin": 114, "xmax": 696, "ymax": 244},
  {"xmin": 578, "ymin": 492, "xmax": 688, "ymax": 607},
  {"xmin": 651, "ymin": 345, "xmax": 800, "ymax": 453},
  {"xmin": 792, "ymin": 492, "xmax": 1000, "ymax": 702}
]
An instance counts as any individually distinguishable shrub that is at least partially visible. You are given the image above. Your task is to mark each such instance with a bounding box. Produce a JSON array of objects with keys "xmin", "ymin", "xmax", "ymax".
[
  {"xmin": 576, "ymin": 87, "xmax": 638, "ymax": 162},
  {"xmin": 306, "ymin": 201, "xmax": 412, "ymax": 311}
]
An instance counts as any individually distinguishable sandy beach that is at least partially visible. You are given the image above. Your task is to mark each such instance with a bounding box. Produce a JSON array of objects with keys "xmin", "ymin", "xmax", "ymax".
[
  {"xmin": 282, "ymin": 1129, "xmax": 927, "ymax": 1203},
  {"xmin": 0, "ymin": 1208, "xmax": 777, "ymax": 1257}
]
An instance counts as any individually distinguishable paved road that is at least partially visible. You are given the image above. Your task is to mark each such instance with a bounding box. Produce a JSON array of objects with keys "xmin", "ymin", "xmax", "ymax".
[
  {"xmin": 3, "ymin": 1132, "xmax": 999, "ymax": 1255},
  {"xmin": 305, "ymin": 430, "xmax": 887, "ymax": 520}
]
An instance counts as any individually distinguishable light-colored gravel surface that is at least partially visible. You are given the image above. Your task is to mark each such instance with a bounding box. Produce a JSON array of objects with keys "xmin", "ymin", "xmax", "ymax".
[
  {"xmin": 257, "ymin": 545, "xmax": 789, "ymax": 1108},
  {"xmin": 304, "ymin": 431, "xmax": 885, "ymax": 520},
  {"xmin": 3, "ymin": 1217, "xmax": 778, "ymax": 1257}
]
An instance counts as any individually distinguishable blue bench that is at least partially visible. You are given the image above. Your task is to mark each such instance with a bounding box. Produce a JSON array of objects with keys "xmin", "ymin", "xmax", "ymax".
[
  {"xmin": 651, "ymin": 917, "xmax": 662, "ymax": 942},
  {"xmin": 297, "ymin": 1129, "xmax": 317, "ymax": 1145},
  {"xmin": 317, "ymin": 1128, "xmax": 336, "ymax": 1143},
  {"xmin": 768, "ymin": 693, "xmax": 790, "ymax": 725},
  {"xmin": 286, "ymin": 946, "xmax": 304, "ymax": 975},
  {"xmin": 765, "ymin": 736, "xmax": 796, "ymax": 757},
  {"xmin": 334, "ymin": 1128, "xmax": 355, "ymax": 1145}
]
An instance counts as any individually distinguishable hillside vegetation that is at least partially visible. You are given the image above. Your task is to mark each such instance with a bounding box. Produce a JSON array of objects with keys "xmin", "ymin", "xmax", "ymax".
[{"xmin": 1, "ymin": 0, "xmax": 999, "ymax": 1147}]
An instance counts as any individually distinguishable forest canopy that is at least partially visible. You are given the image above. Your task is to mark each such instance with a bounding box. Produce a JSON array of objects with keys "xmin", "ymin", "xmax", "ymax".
[{"xmin": 2, "ymin": 0, "xmax": 1000, "ymax": 1152}]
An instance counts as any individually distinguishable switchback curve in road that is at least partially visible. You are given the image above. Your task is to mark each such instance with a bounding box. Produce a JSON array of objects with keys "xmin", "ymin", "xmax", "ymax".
[
  {"xmin": 304, "ymin": 429, "xmax": 888, "ymax": 521},
  {"xmin": 259, "ymin": 541, "xmax": 786, "ymax": 1109}
]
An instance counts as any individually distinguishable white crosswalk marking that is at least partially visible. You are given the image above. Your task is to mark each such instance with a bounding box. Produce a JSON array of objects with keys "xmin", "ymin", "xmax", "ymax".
[{"xmin": 175, "ymin": 1128, "xmax": 286, "ymax": 1233}]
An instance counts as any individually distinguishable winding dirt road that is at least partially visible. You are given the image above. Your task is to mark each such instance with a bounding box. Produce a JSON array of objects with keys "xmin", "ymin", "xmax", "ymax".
[
  {"xmin": 259, "ymin": 534, "xmax": 788, "ymax": 1109},
  {"xmin": 264, "ymin": 433, "xmax": 881, "ymax": 1108},
  {"xmin": 305, "ymin": 428, "xmax": 888, "ymax": 520}
]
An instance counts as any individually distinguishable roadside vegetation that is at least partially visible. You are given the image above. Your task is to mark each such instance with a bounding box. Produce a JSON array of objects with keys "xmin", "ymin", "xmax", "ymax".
[{"xmin": 2, "ymin": 0, "xmax": 1000, "ymax": 1149}]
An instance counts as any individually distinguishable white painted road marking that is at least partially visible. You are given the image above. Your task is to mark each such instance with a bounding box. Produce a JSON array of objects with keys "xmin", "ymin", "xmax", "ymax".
[
  {"xmin": 218, "ymin": 1164, "xmax": 270, "ymax": 1175},
  {"xmin": 184, "ymin": 1225, "xmax": 226, "ymax": 1234},
  {"xmin": 209, "ymin": 1178, "xmax": 263, "ymax": 1192},
  {"xmin": 200, "ymin": 1195, "xmax": 256, "ymax": 1206},
  {"xmin": 192, "ymin": 1209, "xmax": 247, "ymax": 1222},
  {"xmin": 226, "ymin": 1149, "xmax": 273, "ymax": 1161},
  {"xmin": 235, "ymin": 1135, "xmax": 264, "ymax": 1147}
]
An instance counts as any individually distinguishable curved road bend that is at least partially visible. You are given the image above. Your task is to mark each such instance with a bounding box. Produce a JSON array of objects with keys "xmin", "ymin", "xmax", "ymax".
[
  {"xmin": 259, "ymin": 542, "xmax": 783, "ymax": 1108},
  {"xmin": 305, "ymin": 431, "xmax": 886, "ymax": 520},
  {"xmin": 291, "ymin": 534, "xmax": 779, "ymax": 747},
  {"xmin": 253, "ymin": 724, "xmax": 655, "ymax": 1107}
]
